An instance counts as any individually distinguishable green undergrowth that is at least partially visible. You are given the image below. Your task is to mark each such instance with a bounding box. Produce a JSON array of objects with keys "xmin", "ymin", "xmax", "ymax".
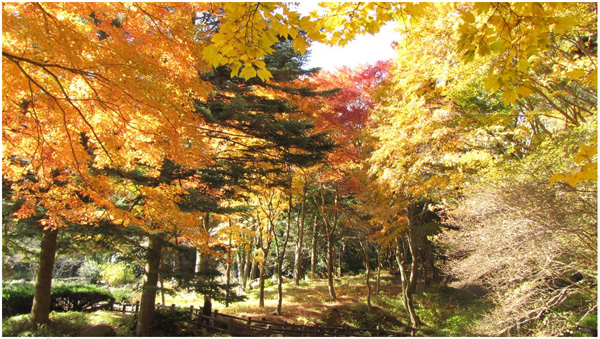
[
  {"xmin": 413, "ymin": 284, "xmax": 493, "ymax": 336},
  {"xmin": 2, "ymin": 311, "xmax": 135, "ymax": 337}
]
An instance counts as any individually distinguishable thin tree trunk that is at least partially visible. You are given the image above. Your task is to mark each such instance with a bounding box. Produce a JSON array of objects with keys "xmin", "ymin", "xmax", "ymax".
[
  {"xmin": 338, "ymin": 243, "xmax": 346, "ymax": 277},
  {"xmin": 31, "ymin": 227, "xmax": 59, "ymax": 327},
  {"xmin": 159, "ymin": 273, "xmax": 166, "ymax": 306},
  {"xmin": 326, "ymin": 231, "xmax": 337, "ymax": 300},
  {"xmin": 136, "ymin": 234, "xmax": 163, "ymax": 336},
  {"xmin": 237, "ymin": 250, "xmax": 246, "ymax": 294},
  {"xmin": 195, "ymin": 249, "xmax": 202, "ymax": 274},
  {"xmin": 243, "ymin": 248, "xmax": 252, "ymax": 290},
  {"xmin": 257, "ymin": 215, "xmax": 271, "ymax": 308},
  {"xmin": 366, "ymin": 263, "xmax": 372, "ymax": 311},
  {"xmin": 275, "ymin": 194, "xmax": 293, "ymax": 315},
  {"xmin": 395, "ymin": 237, "xmax": 420, "ymax": 328},
  {"xmin": 408, "ymin": 229, "xmax": 419, "ymax": 294},
  {"xmin": 314, "ymin": 185, "xmax": 338, "ymax": 301},
  {"xmin": 159, "ymin": 252, "xmax": 166, "ymax": 306},
  {"xmin": 250, "ymin": 222, "xmax": 259, "ymax": 283},
  {"xmin": 250, "ymin": 259, "xmax": 258, "ymax": 281},
  {"xmin": 294, "ymin": 182, "xmax": 307, "ymax": 286},
  {"xmin": 310, "ymin": 215, "xmax": 319, "ymax": 279},
  {"xmin": 225, "ymin": 228, "xmax": 232, "ymax": 307},
  {"xmin": 259, "ymin": 265, "xmax": 266, "ymax": 307},
  {"xmin": 359, "ymin": 240, "xmax": 372, "ymax": 311},
  {"xmin": 376, "ymin": 248, "xmax": 382, "ymax": 295}
]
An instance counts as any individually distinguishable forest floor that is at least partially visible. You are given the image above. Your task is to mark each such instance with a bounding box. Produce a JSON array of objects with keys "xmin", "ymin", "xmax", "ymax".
[
  {"xmin": 164, "ymin": 272, "xmax": 406, "ymax": 328},
  {"xmin": 163, "ymin": 271, "xmax": 492, "ymax": 336},
  {"xmin": 2, "ymin": 271, "xmax": 493, "ymax": 336}
]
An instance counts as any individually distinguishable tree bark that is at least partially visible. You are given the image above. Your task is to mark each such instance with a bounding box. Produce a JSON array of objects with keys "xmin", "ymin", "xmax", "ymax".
[
  {"xmin": 358, "ymin": 240, "xmax": 372, "ymax": 311},
  {"xmin": 376, "ymin": 248, "xmax": 382, "ymax": 295},
  {"xmin": 31, "ymin": 227, "xmax": 59, "ymax": 327},
  {"xmin": 257, "ymin": 214, "xmax": 271, "ymax": 308},
  {"xmin": 395, "ymin": 236, "xmax": 420, "ymax": 328},
  {"xmin": 338, "ymin": 242, "xmax": 346, "ymax": 278},
  {"xmin": 259, "ymin": 265, "xmax": 266, "ymax": 307},
  {"xmin": 326, "ymin": 231, "xmax": 337, "ymax": 300},
  {"xmin": 225, "ymin": 228, "xmax": 232, "ymax": 307},
  {"xmin": 293, "ymin": 182, "xmax": 307, "ymax": 286},
  {"xmin": 250, "ymin": 258, "xmax": 258, "ymax": 281},
  {"xmin": 274, "ymin": 194, "xmax": 293, "ymax": 315},
  {"xmin": 243, "ymin": 248, "xmax": 252, "ymax": 289},
  {"xmin": 136, "ymin": 234, "xmax": 163, "ymax": 336},
  {"xmin": 317, "ymin": 186, "xmax": 339, "ymax": 301},
  {"xmin": 310, "ymin": 215, "xmax": 319, "ymax": 279}
]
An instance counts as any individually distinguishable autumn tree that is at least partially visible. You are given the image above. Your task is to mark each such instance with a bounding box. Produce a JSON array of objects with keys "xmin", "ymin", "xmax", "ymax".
[
  {"xmin": 2, "ymin": 2, "xmax": 220, "ymax": 327},
  {"xmin": 365, "ymin": 2, "xmax": 597, "ymax": 332}
]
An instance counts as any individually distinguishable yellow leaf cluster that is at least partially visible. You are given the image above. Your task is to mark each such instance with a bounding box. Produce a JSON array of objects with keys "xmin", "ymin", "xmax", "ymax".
[{"xmin": 550, "ymin": 139, "xmax": 598, "ymax": 187}]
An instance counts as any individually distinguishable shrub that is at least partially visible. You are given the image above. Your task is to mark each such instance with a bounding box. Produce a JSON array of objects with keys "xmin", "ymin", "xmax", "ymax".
[
  {"xmin": 152, "ymin": 307, "xmax": 193, "ymax": 336},
  {"xmin": 1, "ymin": 283, "xmax": 36, "ymax": 318},
  {"xmin": 50, "ymin": 282, "xmax": 115, "ymax": 312},
  {"xmin": 2, "ymin": 282, "xmax": 114, "ymax": 317},
  {"xmin": 110, "ymin": 287, "xmax": 136, "ymax": 302},
  {"xmin": 78, "ymin": 258, "xmax": 102, "ymax": 284},
  {"xmin": 100, "ymin": 262, "xmax": 136, "ymax": 286}
]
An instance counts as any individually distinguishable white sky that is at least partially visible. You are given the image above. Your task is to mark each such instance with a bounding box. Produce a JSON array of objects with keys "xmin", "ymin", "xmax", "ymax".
[{"xmin": 293, "ymin": 2, "xmax": 399, "ymax": 71}]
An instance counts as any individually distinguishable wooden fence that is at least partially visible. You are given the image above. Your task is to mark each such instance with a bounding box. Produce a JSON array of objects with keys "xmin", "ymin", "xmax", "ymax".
[{"xmin": 108, "ymin": 301, "xmax": 415, "ymax": 336}]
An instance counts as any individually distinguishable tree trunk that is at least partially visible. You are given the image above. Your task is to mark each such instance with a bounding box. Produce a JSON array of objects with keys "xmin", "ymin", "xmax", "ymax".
[
  {"xmin": 225, "ymin": 231, "xmax": 232, "ymax": 307},
  {"xmin": 315, "ymin": 185, "xmax": 338, "ymax": 301},
  {"xmin": 237, "ymin": 250, "xmax": 247, "ymax": 293},
  {"xmin": 365, "ymin": 259, "xmax": 372, "ymax": 311},
  {"xmin": 259, "ymin": 265, "xmax": 266, "ymax": 307},
  {"xmin": 310, "ymin": 215, "xmax": 319, "ymax": 279},
  {"xmin": 136, "ymin": 234, "xmax": 163, "ymax": 336},
  {"xmin": 358, "ymin": 240, "xmax": 372, "ymax": 311},
  {"xmin": 326, "ymin": 231, "xmax": 337, "ymax": 300},
  {"xmin": 31, "ymin": 227, "xmax": 59, "ymax": 327},
  {"xmin": 395, "ymin": 237, "xmax": 420, "ymax": 328},
  {"xmin": 275, "ymin": 194, "xmax": 293, "ymax": 315},
  {"xmin": 159, "ymin": 273, "xmax": 166, "ymax": 306},
  {"xmin": 250, "ymin": 259, "xmax": 258, "ymax": 281},
  {"xmin": 338, "ymin": 242, "xmax": 346, "ymax": 278},
  {"xmin": 408, "ymin": 229, "xmax": 419, "ymax": 294},
  {"xmin": 257, "ymin": 217, "xmax": 271, "ymax": 308},
  {"xmin": 159, "ymin": 254, "xmax": 166, "ymax": 306},
  {"xmin": 376, "ymin": 248, "xmax": 382, "ymax": 295},
  {"xmin": 294, "ymin": 182, "xmax": 307, "ymax": 286},
  {"xmin": 195, "ymin": 249, "xmax": 202, "ymax": 274},
  {"xmin": 243, "ymin": 248, "xmax": 252, "ymax": 289}
]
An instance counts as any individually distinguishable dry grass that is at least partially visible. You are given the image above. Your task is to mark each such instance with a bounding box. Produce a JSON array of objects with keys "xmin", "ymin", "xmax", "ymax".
[{"xmin": 162, "ymin": 272, "xmax": 408, "ymax": 329}]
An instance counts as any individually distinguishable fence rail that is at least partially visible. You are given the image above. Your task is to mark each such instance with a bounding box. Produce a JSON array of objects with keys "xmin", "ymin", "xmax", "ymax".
[{"xmin": 107, "ymin": 301, "xmax": 415, "ymax": 336}]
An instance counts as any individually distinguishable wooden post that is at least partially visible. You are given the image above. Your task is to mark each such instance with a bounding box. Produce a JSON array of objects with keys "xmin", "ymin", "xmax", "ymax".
[
  {"xmin": 266, "ymin": 325, "xmax": 272, "ymax": 337},
  {"xmin": 247, "ymin": 317, "xmax": 252, "ymax": 326},
  {"xmin": 197, "ymin": 312, "xmax": 203, "ymax": 327},
  {"xmin": 377, "ymin": 325, "xmax": 382, "ymax": 336},
  {"xmin": 122, "ymin": 303, "xmax": 126, "ymax": 314},
  {"xmin": 171, "ymin": 303, "xmax": 175, "ymax": 309},
  {"xmin": 135, "ymin": 300, "xmax": 140, "ymax": 313},
  {"xmin": 190, "ymin": 305, "xmax": 194, "ymax": 316},
  {"xmin": 214, "ymin": 309, "xmax": 219, "ymax": 318}
]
